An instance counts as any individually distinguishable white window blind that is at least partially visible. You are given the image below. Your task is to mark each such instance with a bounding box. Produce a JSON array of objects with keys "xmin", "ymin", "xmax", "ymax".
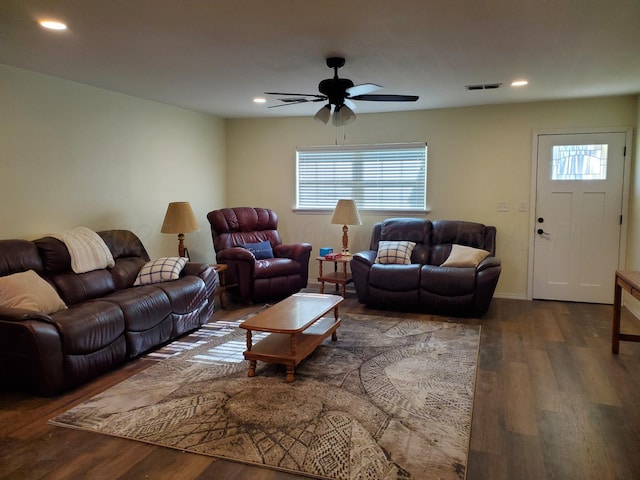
[{"xmin": 296, "ymin": 142, "xmax": 427, "ymax": 211}]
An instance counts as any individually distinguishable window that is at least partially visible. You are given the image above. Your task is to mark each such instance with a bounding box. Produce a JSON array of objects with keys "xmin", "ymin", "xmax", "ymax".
[
  {"xmin": 296, "ymin": 142, "xmax": 427, "ymax": 211},
  {"xmin": 551, "ymin": 144, "xmax": 608, "ymax": 180}
]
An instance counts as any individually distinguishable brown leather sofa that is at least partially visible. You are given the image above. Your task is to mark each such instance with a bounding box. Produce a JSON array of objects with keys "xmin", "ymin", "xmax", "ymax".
[
  {"xmin": 0, "ymin": 230, "xmax": 217, "ymax": 396},
  {"xmin": 351, "ymin": 219, "xmax": 501, "ymax": 317},
  {"xmin": 207, "ymin": 207, "xmax": 312, "ymax": 303}
]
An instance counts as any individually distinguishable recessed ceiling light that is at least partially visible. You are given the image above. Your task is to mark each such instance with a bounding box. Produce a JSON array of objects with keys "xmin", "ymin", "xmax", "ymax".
[
  {"xmin": 39, "ymin": 20, "xmax": 67, "ymax": 30},
  {"xmin": 253, "ymin": 97, "xmax": 267, "ymax": 104},
  {"xmin": 511, "ymin": 80, "xmax": 528, "ymax": 87}
]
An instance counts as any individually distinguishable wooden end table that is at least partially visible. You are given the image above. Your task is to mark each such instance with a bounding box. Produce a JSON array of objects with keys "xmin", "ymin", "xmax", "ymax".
[
  {"xmin": 239, "ymin": 293, "xmax": 343, "ymax": 382},
  {"xmin": 213, "ymin": 264, "xmax": 236, "ymax": 309},
  {"xmin": 612, "ymin": 270, "xmax": 640, "ymax": 353},
  {"xmin": 317, "ymin": 256, "xmax": 353, "ymax": 297}
]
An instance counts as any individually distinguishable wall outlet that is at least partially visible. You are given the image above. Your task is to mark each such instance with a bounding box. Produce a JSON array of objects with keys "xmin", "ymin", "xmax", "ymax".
[{"xmin": 497, "ymin": 201, "xmax": 509, "ymax": 212}]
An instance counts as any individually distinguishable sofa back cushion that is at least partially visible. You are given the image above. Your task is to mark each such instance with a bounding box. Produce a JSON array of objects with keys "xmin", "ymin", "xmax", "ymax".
[
  {"xmin": 33, "ymin": 230, "xmax": 151, "ymax": 306},
  {"xmin": 98, "ymin": 230, "xmax": 150, "ymax": 290},
  {"xmin": 98, "ymin": 230, "xmax": 150, "ymax": 262},
  {"xmin": 371, "ymin": 218, "xmax": 432, "ymax": 264},
  {"xmin": 33, "ymin": 236, "xmax": 115, "ymax": 306},
  {"xmin": 369, "ymin": 218, "xmax": 497, "ymax": 266},
  {"xmin": 0, "ymin": 239, "xmax": 44, "ymax": 277},
  {"xmin": 207, "ymin": 207, "xmax": 283, "ymax": 253},
  {"xmin": 429, "ymin": 220, "xmax": 496, "ymax": 266}
]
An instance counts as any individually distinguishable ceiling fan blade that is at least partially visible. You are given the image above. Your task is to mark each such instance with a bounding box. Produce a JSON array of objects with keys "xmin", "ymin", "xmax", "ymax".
[
  {"xmin": 344, "ymin": 99, "xmax": 357, "ymax": 110},
  {"xmin": 268, "ymin": 100, "xmax": 314, "ymax": 108},
  {"xmin": 346, "ymin": 83, "xmax": 382, "ymax": 97},
  {"xmin": 351, "ymin": 94, "xmax": 419, "ymax": 102},
  {"xmin": 265, "ymin": 91, "xmax": 326, "ymax": 99}
]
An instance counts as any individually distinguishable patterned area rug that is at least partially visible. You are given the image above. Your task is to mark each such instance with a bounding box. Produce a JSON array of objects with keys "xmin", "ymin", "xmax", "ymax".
[{"xmin": 50, "ymin": 313, "xmax": 480, "ymax": 480}]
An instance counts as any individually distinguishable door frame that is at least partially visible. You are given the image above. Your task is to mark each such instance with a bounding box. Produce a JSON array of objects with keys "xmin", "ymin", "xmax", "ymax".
[{"xmin": 527, "ymin": 127, "xmax": 633, "ymax": 301}]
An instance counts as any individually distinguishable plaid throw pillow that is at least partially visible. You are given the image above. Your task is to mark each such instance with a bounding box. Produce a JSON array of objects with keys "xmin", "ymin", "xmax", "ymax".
[
  {"xmin": 134, "ymin": 257, "xmax": 188, "ymax": 286},
  {"xmin": 375, "ymin": 241, "xmax": 417, "ymax": 265}
]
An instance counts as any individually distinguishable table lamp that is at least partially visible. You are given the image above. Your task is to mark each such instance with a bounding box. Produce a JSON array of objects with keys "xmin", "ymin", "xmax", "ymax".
[
  {"xmin": 330, "ymin": 199, "xmax": 362, "ymax": 255},
  {"xmin": 161, "ymin": 201, "xmax": 200, "ymax": 258}
]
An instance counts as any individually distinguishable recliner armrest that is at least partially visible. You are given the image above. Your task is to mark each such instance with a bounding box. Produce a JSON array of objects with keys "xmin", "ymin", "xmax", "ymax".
[
  {"xmin": 352, "ymin": 250, "xmax": 377, "ymax": 267},
  {"xmin": 217, "ymin": 247, "xmax": 257, "ymax": 263},
  {"xmin": 0, "ymin": 306, "xmax": 54, "ymax": 324},
  {"xmin": 477, "ymin": 256, "xmax": 501, "ymax": 272},
  {"xmin": 273, "ymin": 243, "xmax": 312, "ymax": 261}
]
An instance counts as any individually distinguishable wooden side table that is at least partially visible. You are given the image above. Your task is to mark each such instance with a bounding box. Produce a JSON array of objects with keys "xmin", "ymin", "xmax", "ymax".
[
  {"xmin": 612, "ymin": 270, "xmax": 640, "ymax": 353},
  {"xmin": 213, "ymin": 264, "xmax": 235, "ymax": 309},
  {"xmin": 317, "ymin": 256, "xmax": 353, "ymax": 297}
]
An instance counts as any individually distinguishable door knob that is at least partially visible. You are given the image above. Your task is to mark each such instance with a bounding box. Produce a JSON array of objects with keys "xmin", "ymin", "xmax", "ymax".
[{"xmin": 537, "ymin": 228, "xmax": 550, "ymax": 236}]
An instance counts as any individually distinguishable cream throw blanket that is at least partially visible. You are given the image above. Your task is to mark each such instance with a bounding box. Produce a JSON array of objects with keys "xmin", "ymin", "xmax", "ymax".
[{"xmin": 52, "ymin": 227, "xmax": 115, "ymax": 274}]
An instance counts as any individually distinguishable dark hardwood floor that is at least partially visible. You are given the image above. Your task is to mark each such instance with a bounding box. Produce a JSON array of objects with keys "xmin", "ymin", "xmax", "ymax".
[{"xmin": 1, "ymin": 289, "xmax": 639, "ymax": 479}]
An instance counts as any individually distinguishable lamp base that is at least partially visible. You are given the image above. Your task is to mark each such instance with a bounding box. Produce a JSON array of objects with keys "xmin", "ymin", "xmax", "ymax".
[
  {"xmin": 177, "ymin": 233, "xmax": 189, "ymax": 259},
  {"xmin": 341, "ymin": 225, "xmax": 350, "ymax": 255}
]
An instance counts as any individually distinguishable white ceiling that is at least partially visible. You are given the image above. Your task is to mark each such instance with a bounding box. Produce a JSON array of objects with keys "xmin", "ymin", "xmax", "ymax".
[{"xmin": 2, "ymin": 0, "xmax": 639, "ymax": 119}]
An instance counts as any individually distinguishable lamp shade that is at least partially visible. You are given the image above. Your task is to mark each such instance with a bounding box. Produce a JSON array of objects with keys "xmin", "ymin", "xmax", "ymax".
[
  {"xmin": 314, "ymin": 104, "xmax": 331, "ymax": 124},
  {"xmin": 330, "ymin": 199, "xmax": 362, "ymax": 226},
  {"xmin": 161, "ymin": 202, "xmax": 200, "ymax": 234},
  {"xmin": 332, "ymin": 105, "xmax": 356, "ymax": 126}
]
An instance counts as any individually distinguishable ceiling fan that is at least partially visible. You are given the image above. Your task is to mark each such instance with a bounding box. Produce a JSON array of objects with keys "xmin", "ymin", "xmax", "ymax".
[{"xmin": 265, "ymin": 57, "xmax": 419, "ymax": 126}]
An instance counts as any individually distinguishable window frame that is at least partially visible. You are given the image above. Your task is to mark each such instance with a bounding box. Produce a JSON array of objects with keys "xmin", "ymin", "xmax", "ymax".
[{"xmin": 295, "ymin": 142, "xmax": 429, "ymax": 214}]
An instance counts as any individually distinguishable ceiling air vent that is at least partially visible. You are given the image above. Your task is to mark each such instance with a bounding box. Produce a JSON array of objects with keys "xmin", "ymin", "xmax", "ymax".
[{"xmin": 465, "ymin": 83, "xmax": 503, "ymax": 91}]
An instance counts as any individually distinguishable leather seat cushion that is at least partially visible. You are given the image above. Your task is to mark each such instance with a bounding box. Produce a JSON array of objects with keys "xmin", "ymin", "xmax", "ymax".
[
  {"xmin": 369, "ymin": 264, "xmax": 421, "ymax": 291},
  {"xmin": 253, "ymin": 258, "xmax": 301, "ymax": 279},
  {"xmin": 103, "ymin": 286, "xmax": 171, "ymax": 332},
  {"xmin": 420, "ymin": 265, "xmax": 476, "ymax": 295},
  {"xmin": 156, "ymin": 276, "xmax": 206, "ymax": 314},
  {"xmin": 51, "ymin": 301, "xmax": 124, "ymax": 355}
]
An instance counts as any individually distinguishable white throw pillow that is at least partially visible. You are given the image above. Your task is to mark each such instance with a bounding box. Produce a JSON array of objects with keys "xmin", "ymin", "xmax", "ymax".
[
  {"xmin": 375, "ymin": 241, "xmax": 416, "ymax": 265},
  {"xmin": 134, "ymin": 257, "xmax": 188, "ymax": 286},
  {"xmin": 440, "ymin": 244, "xmax": 490, "ymax": 267},
  {"xmin": 0, "ymin": 270, "xmax": 67, "ymax": 314}
]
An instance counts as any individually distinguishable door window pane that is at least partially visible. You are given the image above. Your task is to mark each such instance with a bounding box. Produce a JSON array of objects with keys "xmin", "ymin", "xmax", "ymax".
[{"xmin": 551, "ymin": 144, "xmax": 608, "ymax": 180}]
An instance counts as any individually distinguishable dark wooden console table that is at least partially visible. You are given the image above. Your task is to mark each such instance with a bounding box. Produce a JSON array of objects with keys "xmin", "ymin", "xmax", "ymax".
[{"xmin": 612, "ymin": 270, "xmax": 640, "ymax": 353}]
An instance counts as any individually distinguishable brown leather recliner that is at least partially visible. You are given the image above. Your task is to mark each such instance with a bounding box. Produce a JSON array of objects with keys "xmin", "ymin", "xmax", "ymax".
[{"xmin": 207, "ymin": 207, "xmax": 312, "ymax": 303}]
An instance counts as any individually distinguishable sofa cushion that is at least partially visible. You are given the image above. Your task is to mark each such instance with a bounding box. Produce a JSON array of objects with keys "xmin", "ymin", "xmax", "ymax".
[
  {"xmin": 375, "ymin": 241, "xmax": 416, "ymax": 265},
  {"xmin": 0, "ymin": 270, "xmax": 67, "ymax": 314},
  {"xmin": 156, "ymin": 276, "xmax": 206, "ymax": 314},
  {"xmin": 109, "ymin": 257, "xmax": 147, "ymax": 290},
  {"xmin": 420, "ymin": 264, "xmax": 476, "ymax": 295},
  {"xmin": 370, "ymin": 264, "xmax": 422, "ymax": 291},
  {"xmin": 238, "ymin": 240, "xmax": 274, "ymax": 259},
  {"xmin": 104, "ymin": 286, "xmax": 171, "ymax": 332},
  {"xmin": 51, "ymin": 301, "xmax": 124, "ymax": 354},
  {"xmin": 134, "ymin": 257, "xmax": 187, "ymax": 286},
  {"xmin": 49, "ymin": 270, "xmax": 116, "ymax": 306},
  {"xmin": 0, "ymin": 239, "xmax": 44, "ymax": 277},
  {"xmin": 441, "ymin": 244, "xmax": 490, "ymax": 267},
  {"xmin": 253, "ymin": 258, "xmax": 301, "ymax": 279}
]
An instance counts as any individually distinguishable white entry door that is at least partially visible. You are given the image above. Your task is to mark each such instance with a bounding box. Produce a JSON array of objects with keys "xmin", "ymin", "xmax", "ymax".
[{"xmin": 532, "ymin": 132, "xmax": 627, "ymax": 304}]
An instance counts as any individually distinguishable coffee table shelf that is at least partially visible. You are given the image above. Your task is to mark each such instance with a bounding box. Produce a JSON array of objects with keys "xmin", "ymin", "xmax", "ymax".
[
  {"xmin": 244, "ymin": 317, "xmax": 341, "ymax": 362},
  {"xmin": 240, "ymin": 293, "xmax": 343, "ymax": 382}
]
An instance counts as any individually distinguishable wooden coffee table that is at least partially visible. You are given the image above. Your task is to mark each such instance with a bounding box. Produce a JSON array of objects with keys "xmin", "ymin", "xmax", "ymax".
[{"xmin": 240, "ymin": 293, "xmax": 343, "ymax": 382}]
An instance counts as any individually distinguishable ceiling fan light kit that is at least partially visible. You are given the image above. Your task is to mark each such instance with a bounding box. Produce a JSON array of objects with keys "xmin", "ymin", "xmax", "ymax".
[
  {"xmin": 267, "ymin": 57, "xmax": 419, "ymax": 125},
  {"xmin": 313, "ymin": 104, "xmax": 331, "ymax": 124}
]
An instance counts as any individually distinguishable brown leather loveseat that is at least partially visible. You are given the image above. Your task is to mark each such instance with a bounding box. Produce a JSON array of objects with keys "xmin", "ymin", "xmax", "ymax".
[
  {"xmin": 351, "ymin": 218, "xmax": 501, "ymax": 317},
  {"xmin": 0, "ymin": 230, "xmax": 217, "ymax": 396}
]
